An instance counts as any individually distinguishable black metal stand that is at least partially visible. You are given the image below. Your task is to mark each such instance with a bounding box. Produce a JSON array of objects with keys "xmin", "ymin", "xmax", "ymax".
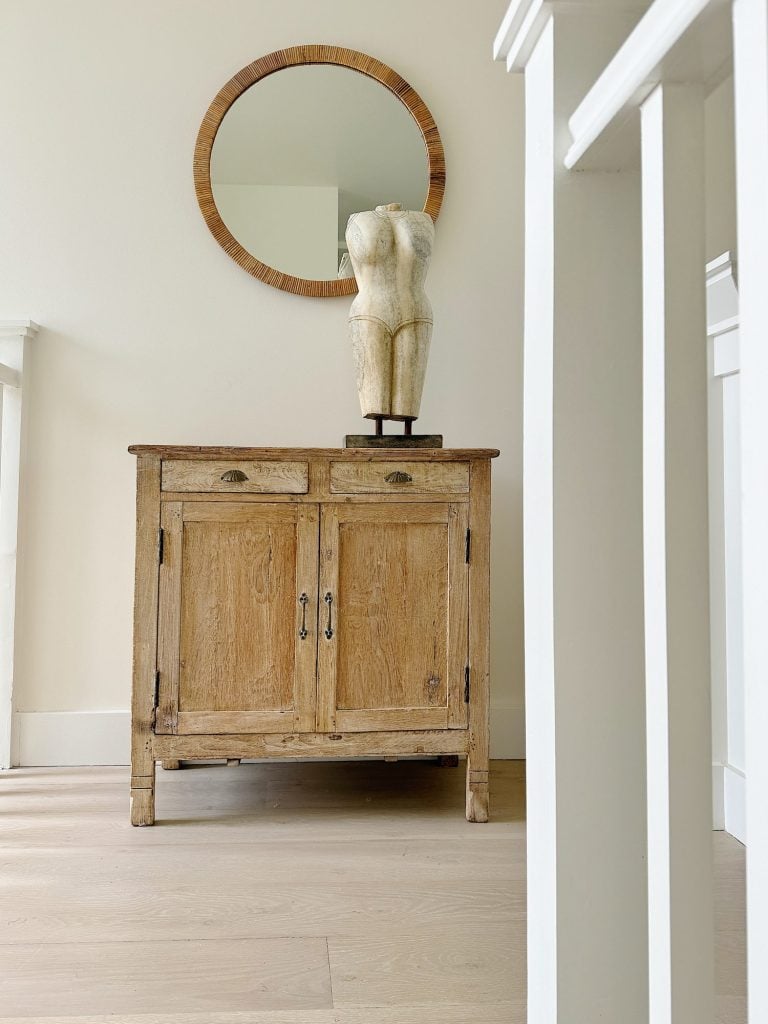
[{"xmin": 345, "ymin": 415, "xmax": 442, "ymax": 449}]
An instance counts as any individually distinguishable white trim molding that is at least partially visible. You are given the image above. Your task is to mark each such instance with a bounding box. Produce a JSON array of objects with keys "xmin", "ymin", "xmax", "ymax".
[
  {"xmin": 706, "ymin": 252, "xmax": 745, "ymax": 844},
  {"xmin": 566, "ymin": 0, "xmax": 731, "ymax": 168},
  {"xmin": 494, "ymin": 0, "xmax": 642, "ymax": 72},
  {"xmin": 724, "ymin": 764, "xmax": 746, "ymax": 843},
  {"xmin": 0, "ymin": 319, "xmax": 38, "ymax": 771},
  {"xmin": 707, "ymin": 251, "xmax": 740, "ymax": 374},
  {"xmin": 13, "ymin": 711, "xmax": 131, "ymax": 767},
  {"xmin": 733, "ymin": 1, "xmax": 768, "ymax": 1013}
]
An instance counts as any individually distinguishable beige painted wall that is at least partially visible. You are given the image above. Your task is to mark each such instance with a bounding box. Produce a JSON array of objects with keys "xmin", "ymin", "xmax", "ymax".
[
  {"xmin": 0, "ymin": 0, "xmax": 525, "ymax": 756},
  {"xmin": 705, "ymin": 75, "xmax": 737, "ymax": 261}
]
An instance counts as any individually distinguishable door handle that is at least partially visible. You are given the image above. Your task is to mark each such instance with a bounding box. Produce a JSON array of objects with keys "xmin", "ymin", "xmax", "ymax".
[
  {"xmin": 324, "ymin": 592, "xmax": 334, "ymax": 639},
  {"xmin": 298, "ymin": 592, "xmax": 309, "ymax": 639}
]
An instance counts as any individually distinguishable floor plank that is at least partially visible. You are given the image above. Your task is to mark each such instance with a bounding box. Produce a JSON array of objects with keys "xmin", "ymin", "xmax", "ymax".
[
  {"xmin": 0, "ymin": 1006, "xmax": 525, "ymax": 1024},
  {"xmin": 328, "ymin": 925, "xmax": 525, "ymax": 1007},
  {"xmin": 0, "ymin": 938, "xmax": 332, "ymax": 1015},
  {"xmin": 0, "ymin": 878, "xmax": 523, "ymax": 943}
]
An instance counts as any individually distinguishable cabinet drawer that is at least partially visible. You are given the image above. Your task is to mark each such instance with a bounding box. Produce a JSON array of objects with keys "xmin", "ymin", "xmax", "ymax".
[
  {"xmin": 162, "ymin": 460, "xmax": 308, "ymax": 493},
  {"xmin": 329, "ymin": 460, "xmax": 469, "ymax": 494}
]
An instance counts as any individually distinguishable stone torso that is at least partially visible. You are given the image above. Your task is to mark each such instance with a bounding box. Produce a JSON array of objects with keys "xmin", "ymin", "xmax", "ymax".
[{"xmin": 347, "ymin": 209, "xmax": 434, "ymax": 326}]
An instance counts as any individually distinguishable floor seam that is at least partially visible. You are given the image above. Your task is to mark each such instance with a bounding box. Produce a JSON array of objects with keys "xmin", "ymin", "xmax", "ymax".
[{"xmin": 326, "ymin": 935, "xmax": 336, "ymax": 1009}]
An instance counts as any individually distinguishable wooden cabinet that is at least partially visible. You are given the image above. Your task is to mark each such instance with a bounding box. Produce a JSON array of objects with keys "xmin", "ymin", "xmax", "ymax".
[{"xmin": 129, "ymin": 446, "xmax": 498, "ymax": 826}]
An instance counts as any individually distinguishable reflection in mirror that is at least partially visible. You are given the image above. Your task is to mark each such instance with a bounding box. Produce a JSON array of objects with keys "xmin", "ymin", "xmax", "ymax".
[{"xmin": 210, "ymin": 65, "xmax": 429, "ymax": 282}]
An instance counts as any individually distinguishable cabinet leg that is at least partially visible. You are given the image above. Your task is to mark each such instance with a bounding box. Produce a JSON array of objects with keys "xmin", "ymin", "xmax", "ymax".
[
  {"xmin": 161, "ymin": 759, "xmax": 181, "ymax": 770},
  {"xmin": 130, "ymin": 762, "xmax": 156, "ymax": 826},
  {"xmin": 466, "ymin": 763, "xmax": 489, "ymax": 823},
  {"xmin": 437, "ymin": 755, "xmax": 459, "ymax": 767}
]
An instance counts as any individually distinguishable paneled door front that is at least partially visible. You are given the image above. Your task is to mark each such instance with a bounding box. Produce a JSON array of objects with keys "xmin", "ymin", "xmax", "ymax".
[
  {"xmin": 317, "ymin": 502, "xmax": 469, "ymax": 732},
  {"xmin": 156, "ymin": 502, "xmax": 319, "ymax": 735}
]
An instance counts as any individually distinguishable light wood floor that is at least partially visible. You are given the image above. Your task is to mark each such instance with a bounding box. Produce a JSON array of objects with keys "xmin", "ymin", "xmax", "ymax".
[{"xmin": 0, "ymin": 760, "xmax": 744, "ymax": 1022}]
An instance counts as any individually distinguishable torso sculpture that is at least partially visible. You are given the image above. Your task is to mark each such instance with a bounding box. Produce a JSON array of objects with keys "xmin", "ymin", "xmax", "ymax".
[{"xmin": 346, "ymin": 203, "xmax": 435, "ymax": 426}]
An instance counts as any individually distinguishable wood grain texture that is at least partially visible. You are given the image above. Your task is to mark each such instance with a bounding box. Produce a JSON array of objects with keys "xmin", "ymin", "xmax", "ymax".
[
  {"xmin": 182, "ymin": 503, "xmax": 303, "ymax": 523},
  {"xmin": 152, "ymin": 730, "xmax": 469, "ymax": 760},
  {"xmin": 335, "ymin": 709, "xmax": 449, "ymax": 732},
  {"xmin": 335, "ymin": 510, "xmax": 449, "ymax": 714},
  {"xmin": 466, "ymin": 459, "xmax": 492, "ymax": 822},
  {"xmin": 130, "ymin": 455, "xmax": 161, "ymax": 825},
  {"xmin": 0, "ymin": 863, "xmax": 521, "ymax": 942},
  {"xmin": 0, "ymin": 1007, "xmax": 524, "ymax": 1024},
  {"xmin": 178, "ymin": 515, "xmax": 297, "ymax": 714},
  {"xmin": 161, "ymin": 491, "xmax": 469, "ymax": 505},
  {"xmin": 157, "ymin": 502, "xmax": 183, "ymax": 735},
  {"xmin": 317, "ymin": 505, "xmax": 340, "ymax": 732},
  {"xmin": 192, "ymin": 45, "xmax": 446, "ymax": 298},
  {"xmin": 448, "ymin": 503, "xmax": 470, "ymax": 729},
  {"xmin": 294, "ymin": 506, "xmax": 321, "ymax": 732},
  {"xmin": 128, "ymin": 446, "xmax": 500, "ymax": 461},
  {"xmin": 329, "ymin": 460, "xmax": 469, "ymax": 494},
  {"xmin": 328, "ymin": 925, "xmax": 524, "ymax": 1006},
  {"xmin": 158, "ymin": 502, "xmax": 318, "ymax": 739},
  {"xmin": 177, "ymin": 711, "xmax": 296, "ymax": 734},
  {"xmin": 0, "ymin": 757, "xmax": 742, "ymax": 1024},
  {"xmin": 0, "ymin": 938, "xmax": 332, "ymax": 1015},
  {"xmin": 0, "ymin": 761, "xmax": 524, "ymax": 1018},
  {"xmin": 162, "ymin": 460, "xmax": 308, "ymax": 494}
]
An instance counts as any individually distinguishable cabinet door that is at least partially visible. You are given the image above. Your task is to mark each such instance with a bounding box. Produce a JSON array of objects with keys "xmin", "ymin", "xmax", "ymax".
[
  {"xmin": 156, "ymin": 502, "xmax": 319, "ymax": 735},
  {"xmin": 317, "ymin": 502, "xmax": 469, "ymax": 732}
]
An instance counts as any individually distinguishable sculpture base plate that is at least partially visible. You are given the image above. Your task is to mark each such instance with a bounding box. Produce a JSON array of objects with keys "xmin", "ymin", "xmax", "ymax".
[{"xmin": 345, "ymin": 434, "xmax": 443, "ymax": 449}]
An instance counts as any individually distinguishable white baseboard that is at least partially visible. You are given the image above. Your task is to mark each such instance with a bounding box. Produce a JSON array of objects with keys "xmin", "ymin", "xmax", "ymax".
[
  {"xmin": 13, "ymin": 711, "xmax": 131, "ymax": 767},
  {"xmin": 12, "ymin": 704, "xmax": 526, "ymax": 767},
  {"xmin": 724, "ymin": 764, "xmax": 746, "ymax": 844}
]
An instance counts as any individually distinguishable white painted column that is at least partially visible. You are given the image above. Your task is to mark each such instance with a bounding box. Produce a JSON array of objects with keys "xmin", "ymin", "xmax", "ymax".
[
  {"xmin": 640, "ymin": 84, "xmax": 713, "ymax": 1024},
  {"xmin": 495, "ymin": 4, "xmax": 647, "ymax": 1021},
  {"xmin": 0, "ymin": 320, "xmax": 38, "ymax": 770},
  {"xmin": 706, "ymin": 253, "xmax": 745, "ymax": 841},
  {"xmin": 732, "ymin": 1, "xmax": 768, "ymax": 1019}
]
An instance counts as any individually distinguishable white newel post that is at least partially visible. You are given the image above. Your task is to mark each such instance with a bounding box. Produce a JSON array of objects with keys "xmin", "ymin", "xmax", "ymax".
[
  {"xmin": 495, "ymin": 4, "xmax": 648, "ymax": 1021},
  {"xmin": 640, "ymin": 84, "xmax": 714, "ymax": 1024},
  {"xmin": 733, "ymin": 0, "xmax": 768, "ymax": 1019},
  {"xmin": 706, "ymin": 253, "xmax": 745, "ymax": 842},
  {"xmin": 0, "ymin": 320, "xmax": 38, "ymax": 770}
]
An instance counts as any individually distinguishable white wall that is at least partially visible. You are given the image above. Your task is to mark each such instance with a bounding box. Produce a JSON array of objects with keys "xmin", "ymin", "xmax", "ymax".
[
  {"xmin": 0, "ymin": 0, "xmax": 524, "ymax": 763},
  {"xmin": 212, "ymin": 184, "xmax": 339, "ymax": 280}
]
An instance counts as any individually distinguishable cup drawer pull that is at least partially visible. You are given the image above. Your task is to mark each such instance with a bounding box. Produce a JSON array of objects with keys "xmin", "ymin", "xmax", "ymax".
[
  {"xmin": 220, "ymin": 469, "xmax": 249, "ymax": 482},
  {"xmin": 384, "ymin": 471, "xmax": 413, "ymax": 484}
]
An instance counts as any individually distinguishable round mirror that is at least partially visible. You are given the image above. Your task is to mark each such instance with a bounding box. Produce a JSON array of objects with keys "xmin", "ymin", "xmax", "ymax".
[{"xmin": 194, "ymin": 46, "xmax": 445, "ymax": 297}]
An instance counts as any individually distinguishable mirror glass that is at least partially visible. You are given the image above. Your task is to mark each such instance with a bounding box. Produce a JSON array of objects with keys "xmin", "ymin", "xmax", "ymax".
[{"xmin": 210, "ymin": 65, "xmax": 430, "ymax": 282}]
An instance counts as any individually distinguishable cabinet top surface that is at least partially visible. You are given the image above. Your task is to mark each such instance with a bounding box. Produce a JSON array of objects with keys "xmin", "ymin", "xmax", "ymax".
[{"xmin": 128, "ymin": 445, "xmax": 500, "ymax": 460}]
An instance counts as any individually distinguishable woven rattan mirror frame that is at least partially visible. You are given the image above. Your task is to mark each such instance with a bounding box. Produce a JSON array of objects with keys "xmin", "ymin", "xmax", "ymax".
[{"xmin": 193, "ymin": 45, "xmax": 445, "ymax": 298}]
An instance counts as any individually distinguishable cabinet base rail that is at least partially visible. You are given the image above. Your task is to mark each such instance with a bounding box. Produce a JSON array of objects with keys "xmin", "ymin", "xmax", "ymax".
[{"xmin": 151, "ymin": 729, "xmax": 470, "ymax": 760}]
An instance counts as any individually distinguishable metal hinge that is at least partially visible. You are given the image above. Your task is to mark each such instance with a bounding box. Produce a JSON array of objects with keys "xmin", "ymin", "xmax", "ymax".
[
  {"xmin": 464, "ymin": 665, "xmax": 470, "ymax": 703},
  {"xmin": 158, "ymin": 528, "xmax": 165, "ymax": 564},
  {"xmin": 151, "ymin": 670, "xmax": 160, "ymax": 727},
  {"xmin": 465, "ymin": 528, "xmax": 471, "ymax": 564}
]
